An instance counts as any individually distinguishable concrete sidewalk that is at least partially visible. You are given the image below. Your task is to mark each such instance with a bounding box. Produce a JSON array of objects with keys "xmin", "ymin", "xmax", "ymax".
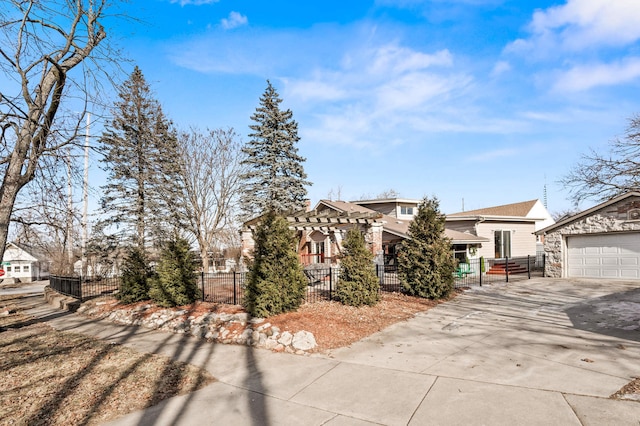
[{"xmin": 28, "ymin": 278, "xmax": 640, "ymax": 425}]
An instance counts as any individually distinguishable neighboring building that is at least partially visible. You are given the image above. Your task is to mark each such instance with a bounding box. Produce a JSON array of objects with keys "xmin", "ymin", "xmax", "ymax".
[
  {"xmin": 446, "ymin": 199, "xmax": 554, "ymax": 260},
  {"xmin": 2, "ymin": 242, "xmax": 50, "ymax": 282},
  {"xmin": 536, "ymin": 192, "xmax": 640, "ymax": 279}
]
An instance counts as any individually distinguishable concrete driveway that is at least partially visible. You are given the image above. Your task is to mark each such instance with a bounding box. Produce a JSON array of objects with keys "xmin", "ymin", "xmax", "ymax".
[
  {"xmin": 320, "ymin": 277, "xmax": 640, "ymax": 425},
  {"xmin": 39, "ymin": 277, "xmax": 640, "ymax": 425}
]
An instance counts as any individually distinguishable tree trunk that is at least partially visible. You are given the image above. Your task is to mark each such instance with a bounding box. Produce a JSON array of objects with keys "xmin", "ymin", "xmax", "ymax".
[{"xmin": 200, "ymin": 246, "xmax": 210, "ymax": 273}]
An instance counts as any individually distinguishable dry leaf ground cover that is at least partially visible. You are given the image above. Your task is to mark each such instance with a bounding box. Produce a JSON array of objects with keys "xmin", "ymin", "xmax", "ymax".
[{"xmin": 0, "ymin": 296, "xmax": 214, "ymax": 426}]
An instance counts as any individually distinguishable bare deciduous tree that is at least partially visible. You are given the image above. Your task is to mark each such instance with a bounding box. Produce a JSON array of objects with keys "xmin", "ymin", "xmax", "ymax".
[
  {"xmin": 178, "ymin": 127, "xmax": 246, "ymax": 272},
  {"xmin": 0, "ymin": 0, "xmax": 112, "ymax": 261},
  {"xmin": 562, "ymin": 114, "xmax": 640, "ymax": 204},
  {"xmin": 11, "ymin": 153, "xmax": 82, "ymax": 273}
]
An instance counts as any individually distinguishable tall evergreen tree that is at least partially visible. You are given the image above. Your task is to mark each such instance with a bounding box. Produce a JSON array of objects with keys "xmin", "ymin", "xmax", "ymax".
[
  {"xmin": 99, "ymin": 67, "xmax": 184, "ymax": 250},
  {"xmin": 240, "ymin": 81, "xmax": 311, "ymax": 218},
  {"xmin": 243, "ymin": 211, "xmax": 307, "ymax": 317},
  {"xmin": 336, "ymin": 228, "xmax": 380, "ymax": 307},
  {"xmin": 397, "ymin": 197, "xmax": 456, "ymax": 299}
]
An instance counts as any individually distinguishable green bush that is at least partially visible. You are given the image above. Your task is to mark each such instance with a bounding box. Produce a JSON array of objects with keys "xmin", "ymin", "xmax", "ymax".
[
  {"xmin": 243, "ymin": 211, "xmax": 307, "ymax": 317},
  {"xmin": 117, "ymin": 246, "xmax": 154, "ymax": 304},
  {"xmin": 398, "ymin": 197, "xmax": 456, "ymax": 299},
  {"xmin": 336, "ymin": 227, "xmax": 380, "ymax": 307},
  {"xmin": 149, "ymin": 237, "xmax": 200, "ymax": 307}
]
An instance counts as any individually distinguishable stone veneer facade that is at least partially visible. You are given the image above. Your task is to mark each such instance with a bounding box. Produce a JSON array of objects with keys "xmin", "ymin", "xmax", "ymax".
[{"xmin": 542, "ymin": 195, "xmax": 640, "ymax": 278}]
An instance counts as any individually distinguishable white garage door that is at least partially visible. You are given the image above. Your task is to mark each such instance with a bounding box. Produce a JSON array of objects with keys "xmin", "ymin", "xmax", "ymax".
[{"xmin": 567, "ymin": 233, "xmax": 640, "ymax": 279}]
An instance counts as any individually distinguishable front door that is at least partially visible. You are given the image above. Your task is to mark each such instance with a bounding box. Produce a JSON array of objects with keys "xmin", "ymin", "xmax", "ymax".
[{"xmin": 494, "ymin": 230, "xmax": 511, "ymax": 258}]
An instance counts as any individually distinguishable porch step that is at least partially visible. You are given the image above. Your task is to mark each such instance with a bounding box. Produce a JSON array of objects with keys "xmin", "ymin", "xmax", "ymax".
[{"xmin": 486, "ymin": 262, "xmax": 528, "ymax": 275}]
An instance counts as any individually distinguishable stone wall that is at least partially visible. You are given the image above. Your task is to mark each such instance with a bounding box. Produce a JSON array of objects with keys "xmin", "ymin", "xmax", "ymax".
[
  {"xmin": 77, "ymin": 301, "xmax": 317, "ymax": 354},
  {"xmin": 543, "ymin": 196, "xmax": 640, "ymax": 278}
]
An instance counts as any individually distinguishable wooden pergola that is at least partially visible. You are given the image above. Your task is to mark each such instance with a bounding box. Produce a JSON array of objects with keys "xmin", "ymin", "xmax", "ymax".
[{"xmin": 241, "ymin": 210, "xmax": 386, "ymax": 265}]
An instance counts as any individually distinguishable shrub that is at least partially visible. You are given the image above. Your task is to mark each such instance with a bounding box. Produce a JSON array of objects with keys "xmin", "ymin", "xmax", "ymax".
[
  {"xmin": 243, "ymin": 211, "xmax": 307, "ymax": 317},
  {"xmin": 149, "ymin": 237, "xmax": 200, "ymax": 307},
  {"xmin": 117, "ymin": 246, "xmax": 154, "ymax": 304},
  {"xmin": 397, "ymin": 197, "xmax": 456, "ymax": 299},
  {"xmin": 336, "ymin": 227, "xmax": 380, "ymax": 307}
]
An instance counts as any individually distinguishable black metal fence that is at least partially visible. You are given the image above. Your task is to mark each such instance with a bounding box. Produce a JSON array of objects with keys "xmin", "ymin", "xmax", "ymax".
[
  {"xmin": 50, "ymin": 254, "xmax": 545, "ymax": 304},
  {"xmin": 49, "ymin": 275, "xmax": 121, "ymax": 301},
  {"xmin": 448, "ymin": 254, "xmax": 545, "ymax": 288}
]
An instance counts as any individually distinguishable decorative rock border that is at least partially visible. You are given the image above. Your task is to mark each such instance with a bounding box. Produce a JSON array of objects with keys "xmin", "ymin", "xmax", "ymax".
[{"xmin": 77, "ymin": 301, "xmax": 317, "ymax": 354}]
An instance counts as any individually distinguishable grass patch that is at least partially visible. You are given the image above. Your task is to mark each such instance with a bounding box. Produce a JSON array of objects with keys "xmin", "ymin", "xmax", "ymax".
[{"xmin": 0, "ymin": 306, "xmax": 214, "ymax": 426}]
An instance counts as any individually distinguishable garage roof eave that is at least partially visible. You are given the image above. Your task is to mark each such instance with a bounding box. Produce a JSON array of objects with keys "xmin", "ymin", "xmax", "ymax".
[{"xmin": 536, "ymin": 191, "xmax": 640, "ymax": 235}]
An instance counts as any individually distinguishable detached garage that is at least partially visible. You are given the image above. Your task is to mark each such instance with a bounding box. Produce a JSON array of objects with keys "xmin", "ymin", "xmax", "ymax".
[
  {"xmin": 567, "ymin": 233, "xmax": 640, "ymax": 279},
  {"xmin": 537, "ymin": 192, "xmax": 640, "ymax": 279}
]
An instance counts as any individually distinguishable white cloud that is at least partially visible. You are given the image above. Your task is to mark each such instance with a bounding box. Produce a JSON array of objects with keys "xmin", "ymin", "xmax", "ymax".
[
  {"xmin": 284, "ymin": 78, "xmax": 347, "ymax": 102},
  {"xmin": 466, "ymin": 148, "xmax": 519, "ymax": 163},
  {"xmin": 553, "ymin": 57, "xmax": 640, "ymax": 92},
  {"xmin": 279, "ymin": 42, "xmax": 474, "ymax": 149},
  {"xmin": 221, "ymin": 11, "xmax": 248, "ymax": 30},
  {"xmin": 507, "ymin": 0, "xmax": 640, "ymax": 54},
  {"xmin": 285, "ymin": 44, "xmax": 457, "ymax": 108},
  {"xmin": 491, "ymin": 60, "xmax": 511, "ymax": 77},
  {"xmin": 368, "ymin": 46, "xmax": 453, "ymax": 75}
]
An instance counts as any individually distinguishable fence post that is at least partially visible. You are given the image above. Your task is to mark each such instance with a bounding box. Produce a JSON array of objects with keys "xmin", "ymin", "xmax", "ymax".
[
  {"xmin": 527, "ymin": 255, "xmax": 531, "ymax": 279},
  {"xmin": 201, "ymin": 271, "xmax": 205, "ymax": 301},
  {"xmin": 505, "ymin": 257, "xmax": 509, "ymax": 283},
  {"xmin": 479, "ymin": 259, "xmax": 483, "ymax": 287},
  {"xmin": 542, "ymin": 253, "xmax": 546, "ymax": 278},
  {"xmin": 329, "ymin": 267, "xmax": 333, "ymax": 301},
  {"xmin": 233, "ymin": 271, "xmax": 237, "ymax": 305}
]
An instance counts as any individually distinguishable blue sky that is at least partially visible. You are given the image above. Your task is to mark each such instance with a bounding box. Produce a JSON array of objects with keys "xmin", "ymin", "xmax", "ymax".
[{"xmin": 94, "ymin": 0, "xmax": 640, "ymax": 215}]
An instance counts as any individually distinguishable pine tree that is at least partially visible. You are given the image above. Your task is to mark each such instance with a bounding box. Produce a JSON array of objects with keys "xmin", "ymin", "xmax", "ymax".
[
  {"xmin": 149, "ymin": 237, "xmax": 200, "ymax": 307},
  {"xmin": 243, "ymin": 211, "xmax": 307, "ymax": 317},
  {"xmin": 117, "ymin": 246, "xmax": 154, "ymax": 304},
  {"xmin": 336, "ymin": 228, "xmax": 380, "ymax": 307},
  {"xmin": 240, "ymin": 81, "xmax": 311, "ymax": 218},
  {"xmin": 397, "ymin": 197, "xmax": 456, "ymax": 299},
  {"xmin": 99, "ymin": 66, "xmax": 185, "ymax": 250}
]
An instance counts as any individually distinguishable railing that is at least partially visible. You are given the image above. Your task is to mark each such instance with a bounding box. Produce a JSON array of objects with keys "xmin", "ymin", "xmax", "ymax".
[
  {"xmin": 49, "ymin": 275, "xmax": 121, "ymax": 301},
  {"xmin": 50, "ymin": 254, "xmax": 545, "ymax": 305},
  {"xmin": 449, "ymin": 254, "xmax": 545, "ymax": 288}
]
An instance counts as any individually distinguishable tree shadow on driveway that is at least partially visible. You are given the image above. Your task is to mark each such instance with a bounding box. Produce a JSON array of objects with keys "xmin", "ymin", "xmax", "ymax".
[{"xmin": 565, "ymin": 286, "xmax": 640, "ymax": 342}]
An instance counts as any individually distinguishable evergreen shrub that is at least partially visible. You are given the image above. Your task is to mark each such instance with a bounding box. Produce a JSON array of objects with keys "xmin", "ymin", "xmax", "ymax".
[
  {"xmin": 243, "ymin": 211, "xmax": 307, "ymax": 317},
  {"xmin": 117, "ymin": 246, "xmax": 154, "ymax": 304},
  {"xmin": 149, "ymin": 237, "xmax": 200, "ymax": 307},
  {"xmin": 336, "ymin": 227, "xmax": 380, "ymax": 307},
  {"xmin": 398, "ymin": 197, "xmax": 456, "ymax": 299}
]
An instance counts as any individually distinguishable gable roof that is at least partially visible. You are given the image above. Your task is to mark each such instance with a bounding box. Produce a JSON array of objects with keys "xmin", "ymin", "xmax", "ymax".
[
  {"xmin": 352, "ymin": 198, "xmax": 422, "ymax": 206},
  {"xmin": 4, "ymin": 241, "xmax": 48, "ymax": 262},
  {"xmin": 448, "ymin": 199, "xmax": 539, "ymax": 218},
  {"xmin": 317, "ymin": 200, "xmax": 489, "ymax": 244},
  {"xmin": 536, "ymin": 191, "xmax": 640, "ymax": 235},
  {"xmin": 317, "ymin": 199, "xmax": 378, "ymax": 215}
]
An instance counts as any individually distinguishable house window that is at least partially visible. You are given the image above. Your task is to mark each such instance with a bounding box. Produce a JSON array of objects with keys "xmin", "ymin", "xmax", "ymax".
[
  {"xmin": 6, "ymin": 266, "xmax": 11, "ymax": 272},
  {"xmin": 23, "ymin": 265, "xmax": 30, "ymax": 272},
  {"xmin": 400, "ymin": 206, "xmax": 414, "ymax": 215},
  {"xmin": 14, "ymin": 265, "xmax": 20, "ymax": 272},
  {"xmin": 453, "ymin": 244, "xmax": 467, "ymax": 264}
]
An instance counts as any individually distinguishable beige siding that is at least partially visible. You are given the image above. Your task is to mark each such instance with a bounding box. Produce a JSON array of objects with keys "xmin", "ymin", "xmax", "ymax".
[
  {"xmin": 476, "ymin": 222, "xmax": 537, "ymax": 258},
  {"xmin": 358, "ymin": 202, "xmax": 397, "ymax": 217},
  {"xmin": 445, "ymin": 220, "xmax": 476, "ymax": 234}
]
